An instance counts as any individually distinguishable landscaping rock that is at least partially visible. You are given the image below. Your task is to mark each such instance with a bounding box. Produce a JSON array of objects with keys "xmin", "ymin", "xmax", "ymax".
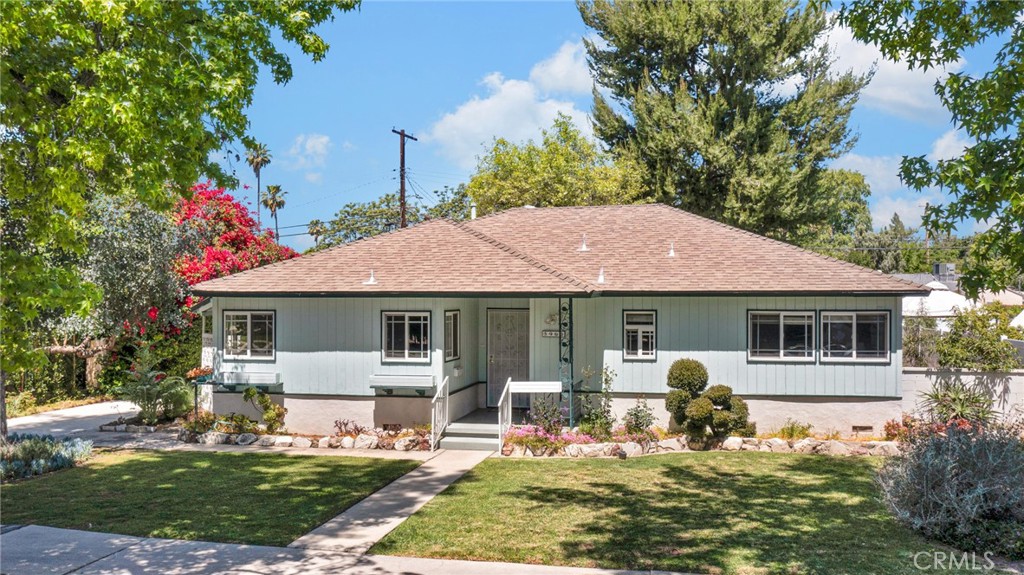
[
  {"xmin": 340, "ymin": 436, "xmax": 355, "ymax": 449},
  {"xmin": 99, "ymin": 425, "xmax": 117, "ymax": 432},
  {"xmin": 867, "ymin": 441, "xmax": 900, "ymax": 457},
  {"xmin": 564, "ymin": 444, "xmax": 582, "ymax": 458},
  {"xmin": 328, "ymin": 436, "xmax": 343, "ymax": 448},
  {"xmin": 527, "ymin": 444, "xmax": 551, "ymax": 457},
  {"xmin": 292, "ymin": 437, "xmax": 312, "ymax": 449},
  {"xmin": 793, "ymin": 438, "xmax": 820, "ymax": 454},
  {"xmin": 354, "ymin": 433, "xmax": 379, "ymax": 450},
  {"xmin": 199, "ymin": 432, "xmax": 229, "ymax": 445},
  {"xmin": 318, "ymin": 437, "xmax": 331, "ymax": 449},
  {"xmin": 765, "ymin": 438, "xmax": 792, "ymax": 453},
  {"xmin": 177, "ymin": 429, "xmax": 198, "ymax": 443},
  {"xmin": 758, "ymin": 444, "xmax": 771, "ymax": 452},
  {"xmin": 656, "ymin": 438, "xmax": 684, "ymax": 452},
  {"xmin": 510, "ymin": 444, "xmax": 527, "ymax": 457},
  {"xmin": 742, "ymin": 437, "xmax": 759, "ymax": 445},
  {"xmin": 236, "ymin": 433, "xmax": 258, "ymax": 446},
  {"xmin": 740, "ymin": 442, "xmax": 760, "ymax": 451},
  {"xmin": 394, "ymin": 437, "xmax": 416, "ymax": 451},
  {"xmin": 819, "ymin": 440, "xmax": 851, "ymax": 457},
  {"xmin": 620, "ymin": 442, "xmax": 643, "ymax": 458},
  {"xmin": 579, "ymin": 443, "xmax": 607, "ymax": 458},
  {"xmin": 115, "ymin": 424, "xmax": 127, "ymax": 432},
  {"xmin": 256, "ymin": 435, "xmax": 277, "ymax": 447},
  {"xmin": 274, "ymin": 436, "xmax": 293, "ymax": 448},
  {"xmin": 722, "ymin": 436, "xmax": 744, "ymax": 451},
  {"xmin": 125, "ymin": 425, "xmax": 141, "ymax": 433}
]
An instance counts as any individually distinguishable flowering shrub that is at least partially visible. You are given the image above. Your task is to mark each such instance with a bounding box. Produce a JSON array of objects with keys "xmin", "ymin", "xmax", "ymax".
[
  {"xmin": 622, "ymin": 396, "xmax": 655, "ymax": 433},
  {"xmin": 526, "ymin": 397, "xmax": 566, "ymax": 435},
  {"xmin": 1, "ymin": 434, "xmax": 93, "ymax": 481},
  {"xmin": 504, "ymin": 425, "xmax": 597, "ymax": 453},
  {"xmin": 610, "ymin": 426, "xmax": 657, "ymax": 444},
  {"xmin": 117, "ymin": 344, "xmax": 191, "ymax": 424},
  {"xmin": 186, "ymin": 366, "xmax": 213, "ymax": 379}
]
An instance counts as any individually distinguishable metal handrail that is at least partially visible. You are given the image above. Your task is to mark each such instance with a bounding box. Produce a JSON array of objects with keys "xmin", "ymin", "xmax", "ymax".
[
  {"xmin": 430, "ymin": 376, "xmax": 450, "ymax": 451},
  {"xmin": 497, "ymin": 377, "xmax": 513, "ymax": 452}
]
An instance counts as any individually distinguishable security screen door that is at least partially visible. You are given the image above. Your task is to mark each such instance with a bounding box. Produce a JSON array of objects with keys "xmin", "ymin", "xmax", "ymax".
[{"xmin": 487, "ymin": 309, "xmax": 530, "ymax": 408}]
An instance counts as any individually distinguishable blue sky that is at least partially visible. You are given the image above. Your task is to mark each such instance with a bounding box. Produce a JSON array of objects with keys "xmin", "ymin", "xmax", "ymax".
[{"xmin": 228, "ymin": 2, "xmax": 992, "ymax": 251}]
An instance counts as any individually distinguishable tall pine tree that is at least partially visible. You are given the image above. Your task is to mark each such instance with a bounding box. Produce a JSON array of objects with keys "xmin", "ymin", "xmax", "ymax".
[{"xmin": 579, "ymin": 0, "xmax": 869, "ymax": 242}]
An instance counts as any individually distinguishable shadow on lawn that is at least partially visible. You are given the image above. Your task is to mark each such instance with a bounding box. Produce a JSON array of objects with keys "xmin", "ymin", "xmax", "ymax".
[
  {"xmin": 1, "ymin": 450, "xmax": 417, "ymax": 546},
  {"xmin": 508, "ymin": 454, "xmax": 913, "ymax": 574}
]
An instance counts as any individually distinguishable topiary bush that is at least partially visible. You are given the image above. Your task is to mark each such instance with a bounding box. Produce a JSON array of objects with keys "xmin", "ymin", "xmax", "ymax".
[
  {"xmin": 665, "ymin": 390, "xmax": 691, "ymax": 425},
  {"xmin": 666, "ymin": 359, "xmax": 708, "ymax": 395},
  {"xmin": 876, "ymin": 422, "xmax": 1024, "ymax": 559},
  {"xmin": 704, "ymin": 384, "xmax": 733, "ymax": 408}
]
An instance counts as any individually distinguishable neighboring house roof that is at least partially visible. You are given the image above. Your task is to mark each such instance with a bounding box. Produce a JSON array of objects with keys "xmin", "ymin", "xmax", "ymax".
[
  {"xmin": 893, "ymin": 273, "xmax": 958, "ymax": 292},
  {"xmin": 1012, "ymin": 310, "xmax": 1024, "ymax": 330},
  {"xmin": 193, "ymin": 204, "xmax": 928, "ymax": 297},
  {"xmin": 978, "ymin": 288, "xmax": 1024, "ymax": 306},
  {"xmin": 903, "ymin": 281, "xmax": 975, "ymax": 318}
]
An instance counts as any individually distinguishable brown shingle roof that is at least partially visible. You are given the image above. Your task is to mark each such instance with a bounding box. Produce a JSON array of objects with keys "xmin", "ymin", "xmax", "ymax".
[{"xmin": 193, "ymin": 204, "xmax": 927, "ymax": 296}]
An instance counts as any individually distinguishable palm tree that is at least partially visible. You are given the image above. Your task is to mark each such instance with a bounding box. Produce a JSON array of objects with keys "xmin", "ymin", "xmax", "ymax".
[
  {"xmin": 262, "ymin": 185, "xmax": 287, "ymax": 239},
  {"xmin": 308, "ymin": 219, "xmax": 327, "ymax": 248},
  {"xmin": 246, "ymin": 144, "xmax": 272, "ymax": 228}
]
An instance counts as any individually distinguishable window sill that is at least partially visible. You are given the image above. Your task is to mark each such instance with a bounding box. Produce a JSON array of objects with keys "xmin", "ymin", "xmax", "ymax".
[
  {"xmin": 224, "ymin": 355, "xmax": 276, "ymax": 362},
  {"xmin": 746, "ymin": 356, "xmax": 816, "ymax": 364}
]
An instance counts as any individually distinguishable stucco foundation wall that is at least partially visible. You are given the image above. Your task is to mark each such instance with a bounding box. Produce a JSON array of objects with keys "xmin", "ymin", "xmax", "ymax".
[
  {"xmin": 901, "ymin": 368, "xmax": 1024, "ymax": 416},
  {"xmin": 448, "ymin": 383, "xmax": 485, "ymax": 423},
  {"xmin": 211, "ymin": 392, "xmax": 285, "ymax": 424},
  {"xmin": 212, "ymin": 393, "xmax": 433, "ymax": 435}
]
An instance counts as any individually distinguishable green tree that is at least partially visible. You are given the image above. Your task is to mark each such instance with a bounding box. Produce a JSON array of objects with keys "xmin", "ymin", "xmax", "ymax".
[
  {"xmin": 307, "ymin": 219, "xmax": 327, "ymax": 249},
  {"xmin": 319, "ymin": 185, "xmax": 473, "ymax": 249},
  {"xmin": 798, "ymin": 169, "xmax": 873, "ymax": 249},
  {"xmin": 579, "ymin": 0, "xmax": 869, "ymax": 241},
  {"xmin": 838, "ymin": 0, "xmax": 1023, "ymax": 297},
  {"xmin": 465, "ymin": 114, "xmax": 647, "ymax": 215},
  {"xmin": 0, "ymin": 0, "xmax": 358, "ymax": 435},
  {"xmin": 246, "ymin": 144, "xmax": 272, "ymax": 229},
  {"xmin": 262, "ymin": 184, "xmax": 287, "ymax": 239},
  {"xmin": 937, "ymin": 304, "xmax": 1024, "ymax": 371}
]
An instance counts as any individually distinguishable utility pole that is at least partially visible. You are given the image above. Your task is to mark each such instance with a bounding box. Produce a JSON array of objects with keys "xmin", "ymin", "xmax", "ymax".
[{"xmin": 392, "ymin": 128, "xmax": 418, "ymax": 228}]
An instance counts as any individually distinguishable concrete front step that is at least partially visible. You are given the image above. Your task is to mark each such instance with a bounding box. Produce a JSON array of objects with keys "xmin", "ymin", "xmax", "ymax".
[
  {"xmin": 439, "ymin": 435, "xmax": 498, "ymax": 451},
  {"xmin": 444, "ymin": 422, "xmax": 499, "ymax": 437}
]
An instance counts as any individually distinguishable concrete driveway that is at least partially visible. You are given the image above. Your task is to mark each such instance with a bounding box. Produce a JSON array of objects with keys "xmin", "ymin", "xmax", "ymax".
[{"xmin": 7, "ymin": 401, "xmax": 180, "ymax": 448}]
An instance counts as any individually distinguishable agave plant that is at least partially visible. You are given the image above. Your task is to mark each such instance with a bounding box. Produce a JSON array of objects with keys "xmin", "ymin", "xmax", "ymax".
[{"xmin": 920, "ymin": 379, "xmax": 996, "ymax": 425}]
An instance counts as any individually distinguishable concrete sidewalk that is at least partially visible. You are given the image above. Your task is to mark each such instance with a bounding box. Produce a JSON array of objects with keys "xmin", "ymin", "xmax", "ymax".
[
  {"xmin": 0, "ymin": 525, "xmax": 689, "ymax": 575},
  {"xmin": 290, "ymin": 449, "xmax": 493, "ymax": 553}
]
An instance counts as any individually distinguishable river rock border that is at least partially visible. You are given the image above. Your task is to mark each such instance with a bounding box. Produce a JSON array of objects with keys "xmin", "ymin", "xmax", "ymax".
[
  {"xmin": 502, "ymin": 436, "xmax": 900, "ymax": 458},
  {"xmin": 175, "ymin": 429, "xmax": 429, "ymax": 451},
  {"xmin": 99, "ymin": 423, "xmax": 161, "ymax": 433}
]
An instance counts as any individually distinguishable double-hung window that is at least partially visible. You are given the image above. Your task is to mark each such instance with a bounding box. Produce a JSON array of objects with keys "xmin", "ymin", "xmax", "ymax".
[
  {"xmin": 224, "ymin": 311, "xmax": 275, "ymax": 360},
  {"xmin": 383, "ymin": 312, "xmax": 430, "ymax": 362},
  {"xmin": 821, "ymin": 311, "xmax": 889, "ymax": 361},
  {"xmin": 623, "ymin": 311, "xmax": 656, "ymax": 360},
  {"xmin": 444, "ymin": 310, "xmax": 460, "ymax": 361},
  {"xmin": 748, "ymin": 311, "xmax": 815, "ymax": 361}
]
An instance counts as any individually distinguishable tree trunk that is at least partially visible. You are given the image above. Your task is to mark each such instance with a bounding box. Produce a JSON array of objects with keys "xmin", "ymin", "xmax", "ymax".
[
  {"xmin": 1, "ymin": 369, "xmax": 8, "ymax": 438},
  {"xmin": 40, "ymin": 336, "xmax": 115, "ymax": 390}
]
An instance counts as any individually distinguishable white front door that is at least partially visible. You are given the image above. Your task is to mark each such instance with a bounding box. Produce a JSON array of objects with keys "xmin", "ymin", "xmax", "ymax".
[{"xmin": 487, "ymin": 309, "xmax": 530, "ymax": 408}]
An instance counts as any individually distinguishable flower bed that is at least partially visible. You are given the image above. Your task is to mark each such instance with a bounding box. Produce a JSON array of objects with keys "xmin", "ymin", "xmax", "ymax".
[
  {"xmin": 500, "ymin": 425, "xmax": 901, "ymax": 458},
  {"xmin": 176, "ymin": 427, "xmax": 431, "ymax": 451},
  {"xmin": 1, "ymin": 433, "xmax": 93, "ymax": 481}
]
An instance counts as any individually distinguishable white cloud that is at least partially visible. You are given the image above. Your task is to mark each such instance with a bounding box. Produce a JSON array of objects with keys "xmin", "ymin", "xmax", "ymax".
[
  {"xmin": 870, "ymin": 195, "xmax": 936, "ymax": 230},
  {"xmin": 833, "ymin": 153, "xmax": 905, "ymax": 194},
  {"xmin": 529, "ymin": 41, "xmax": 593, "ymax": 95},
  {"xmin": 928, "ymin": 129, "xmax": 971, "ymax": 162},
  {"xmin": 304, "ymin": 172, "xmax": 323, "ymax": 184},
  {"xmin": 286, "ymin": 133, "xmax": 332, "ymax": 170},
  {"xmin": 828, "ymin": 25, "xmax": 963, "ymax": 122},
  {"xmin": 424, "ymin": 71, "xmax": 591, "ymax": 169}
]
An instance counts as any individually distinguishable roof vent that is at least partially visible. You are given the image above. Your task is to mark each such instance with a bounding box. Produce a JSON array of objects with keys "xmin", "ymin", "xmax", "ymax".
[
  {"xmin": 597, "ymin": 266, "xmax": 605, "ymax": 284},
  {"xmin": 577, "ymin": 234, "xmax": 590, "ymax": 252},
  {"xmin": 668, "ymin": 241, "xmax": 676, "ymax": 257},
  {"xmin": 362, "ymin": 269, "xmax": 378, "ymax": 285}
]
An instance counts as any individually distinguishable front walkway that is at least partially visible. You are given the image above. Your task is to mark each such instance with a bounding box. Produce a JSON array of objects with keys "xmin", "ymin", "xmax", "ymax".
[
  {"xmin": 290, "ymin": 449, "xmax": 493, "ymax": 553},
  {"xmin": 2, "ymin": 525, "xmax": 694, "ymax": 575}
]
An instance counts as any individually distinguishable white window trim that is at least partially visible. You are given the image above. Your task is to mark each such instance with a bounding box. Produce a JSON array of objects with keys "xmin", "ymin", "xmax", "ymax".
[
  {"xmin": 623, "ymin": 311, "xmax": 657, "ymax": 361},
  {"xmin": 223, "ymin": 311, "xmax": 276, "ymax": 361},
  {"xmin": 382, "ymin": 311, "xmax": 432, "ymax": 363},
  {"xmin": 747, "ymin": 311, "xmax": 816, "ymax": 363},
  {"xmin": 444, "ymin": 310, "xmax": 461, "ymax": 362},
  {"xmin": 820, "ymin": 311, "xmax": 891, "ymax": 363}
]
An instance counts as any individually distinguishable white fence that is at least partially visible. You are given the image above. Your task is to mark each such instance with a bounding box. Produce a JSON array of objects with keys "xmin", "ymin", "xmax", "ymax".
[{"xmin": 901, "ymin": 367, "xmax": 1024, "ymax": 417}]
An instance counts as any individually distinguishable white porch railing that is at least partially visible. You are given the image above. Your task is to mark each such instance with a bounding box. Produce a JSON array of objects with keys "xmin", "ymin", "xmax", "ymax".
[
  {"xmin": 497, "ymin": 378, "xmax": 562, "ymax": 452},
  {"xmin": 430, "ymin": 376, "xmax": 450, "ymax": 451}
]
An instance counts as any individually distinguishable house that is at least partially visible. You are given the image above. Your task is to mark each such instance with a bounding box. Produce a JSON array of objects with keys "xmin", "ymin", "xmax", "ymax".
[{"xmin": 192, "ymin": 204, "xmax": 928, "ymax": 445}]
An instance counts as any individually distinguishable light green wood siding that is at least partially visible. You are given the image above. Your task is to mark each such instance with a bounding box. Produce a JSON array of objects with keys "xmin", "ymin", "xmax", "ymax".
[
  {"xmin": 212, "ymin": 294, "xmax": 903, "ymax": 398},
  {"xmin": 530, "ymin": 295, "xmax": 903, "ymax": 398}
]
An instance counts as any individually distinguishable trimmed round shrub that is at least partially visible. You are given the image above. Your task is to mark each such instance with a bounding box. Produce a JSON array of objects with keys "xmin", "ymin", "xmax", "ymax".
[
  {"xmin": 684, "ymin": 396, "xmax": 714, "ymax": 422},
  {"xmin": 665, "ymin": 390, "xmax": 691, "ymax": 425},
  {"xmin": 666, "ymin": 359, "xmax": 708, "ymax": 395},
  {"xmin": 729, "ymin": 396, "xmax": 750, "ymax": 425},
  {"xmin": 704, "ymin": 384, "xmax": 732, "ymax": 408},
  {"xmin": 711, "ymin": 409, "xmax": 733, "ymax": 430}
]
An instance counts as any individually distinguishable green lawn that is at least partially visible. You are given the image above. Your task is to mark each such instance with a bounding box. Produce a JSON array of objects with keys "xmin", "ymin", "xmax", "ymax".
[
  {"xmin": 1, "ymin": 450, "xmax": 418, "ymax": 546},
  {"xmin": 373, "ymin": 452, "xmax": 973, "ymax": 575}
]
